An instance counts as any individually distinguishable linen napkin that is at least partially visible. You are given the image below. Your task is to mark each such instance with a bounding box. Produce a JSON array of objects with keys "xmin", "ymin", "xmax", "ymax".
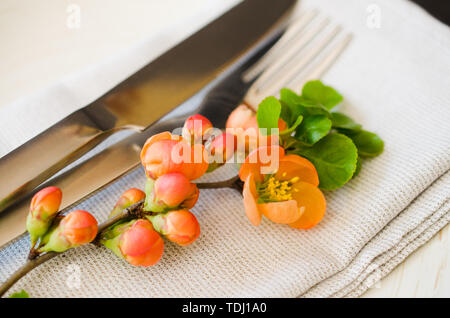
[{"xmin": 1, "ymin": 0, "xmax": 449, "ymax": 297}]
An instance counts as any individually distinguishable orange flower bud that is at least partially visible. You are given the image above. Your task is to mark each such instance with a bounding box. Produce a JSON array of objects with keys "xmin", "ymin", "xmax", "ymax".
[
  {"xmin": 149, "ymin": 210, "xmax": 200, "ymax": 246},
  {"xmin": 109, "ymin": 188, "xmax": 146, "ymax": 218},
  {"xmin": 102, "ymin": 219, "xmax": 164, "ymax": 267},
  {"xmin": 61, "ymin": 210, "xmax": 98, "ymax": 246},
  {"xmin": 120, "ymin": 219, "xmax": 164, "ymax": 267},
  {"xmin": 26, "ymin": 186, "xmax": 62, "ymax": 245},
  {"xmin": 144, "ymin": 173, "xmax": 199, "ymax": 212},
  {"xmin": 39, "ymin": 210, "xmax": 98, "ymax": 252},
  {"xmin": 140, "ymin": 132, "xmax": 208, "ymax": 181},
  {"xmin": 29, "ymin": 186, "xmax": 62, "ymax": 217},
  {"xmin": 182, "ymin": 114, "xmax": 213, "ymax": 144}
]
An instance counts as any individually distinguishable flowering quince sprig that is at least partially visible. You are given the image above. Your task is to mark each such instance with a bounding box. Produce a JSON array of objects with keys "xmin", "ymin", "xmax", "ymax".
[
  {"xmin": 0, "ymin": 114, "xmax": 234, "ymax": 297},
  {"xmin": 0, "ymin": 80, "xmax": 383, "ymax": 297}
]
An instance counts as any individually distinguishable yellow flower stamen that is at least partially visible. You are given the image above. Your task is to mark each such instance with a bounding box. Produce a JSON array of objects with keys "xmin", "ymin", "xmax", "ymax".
[
  {"xmin": 289, "ymin": 177, "xmax": 299, "ymax": 184},
  {"xmin": 258, "ymin": 176, "xmax": 295, "ymax": 202}
]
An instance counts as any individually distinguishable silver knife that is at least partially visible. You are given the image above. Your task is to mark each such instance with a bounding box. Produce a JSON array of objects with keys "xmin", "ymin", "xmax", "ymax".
[
  {"xmin": 0, "ymin": 0, "xmax": 296, "ymax": 214},
  {"xmin": 0, "ymin": 0, "xmax": 295, "ymax": 247}
]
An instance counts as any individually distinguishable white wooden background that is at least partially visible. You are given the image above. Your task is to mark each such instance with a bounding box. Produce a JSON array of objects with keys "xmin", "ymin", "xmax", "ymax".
[{"xmin": 0, "ymin": 0, "xmax": 448, "ymax": 297}]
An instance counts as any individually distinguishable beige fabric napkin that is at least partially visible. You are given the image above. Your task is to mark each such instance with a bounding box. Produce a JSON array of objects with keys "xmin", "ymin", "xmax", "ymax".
[{"xmin": 0, "ymin": 0, "xmax": 449, "ymax": 297}]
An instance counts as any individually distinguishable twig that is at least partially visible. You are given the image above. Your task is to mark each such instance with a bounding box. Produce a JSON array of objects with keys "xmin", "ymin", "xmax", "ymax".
[
  {"xmin": 196, "ymin": 175, "xmax": 241, "ymax": 190},
  {"xmin": 0, "ymin": 251, "xmax": 57, "ymax": 297},
  {"xmin": 0, "ymin": 176, "xmax": 244, "ymax": 297},
  {"xmin": 0, "ymin": 200, "xmax": 145, "ymax": 297}
]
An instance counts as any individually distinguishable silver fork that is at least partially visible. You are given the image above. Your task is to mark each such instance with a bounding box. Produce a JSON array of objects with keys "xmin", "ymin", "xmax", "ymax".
[
  {"xmin": 0, "ymin": 9, "xmax": 352, "ymax": 247},
  {"xmin": 243, "ymin": 9, "xmax": 352, "ymax": 110}
]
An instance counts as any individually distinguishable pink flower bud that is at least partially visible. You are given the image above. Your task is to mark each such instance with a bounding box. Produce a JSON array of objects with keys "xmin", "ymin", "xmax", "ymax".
[
  {"xmin": 26, "ymin": 187, "xmax": 62, "ymax": 245},
  {"xmin": 109, "ymin": 188, "xmax": 146, "ymax": 218},
  {"xmin": 209, "ymin": 132, "xmax": 237, "ymax": 163},
  {"xmin": 226, "ymin": 105, "xmax": 287, "ymax": 154},
  {"xmin": 150, "ymin": 210, "xmax": 200, "ymax": 246},
  {"xmin": 226, "ymin": 104, "xmax": 255, "ymax": 131},
  {"xmin": 39, "ymin": 210, "xmax": 98, "ymax": 252},
  {"xmin": 226, "ymin": 104, "xmax": 288, "ymax": 132},
  {"xmin": 182, "ymin": 114, "xmax": 213, "ymax": 144},
  {"xmin": 144, "ymin": 173, "xmax": 199, "ymax": 212},
  {"xmin": 118, "ymin": 219, "xmax": 164, "ymax": 267}
]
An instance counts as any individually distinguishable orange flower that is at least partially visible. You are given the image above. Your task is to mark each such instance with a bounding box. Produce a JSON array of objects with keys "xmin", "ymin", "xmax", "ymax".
[
  {"xmin": 239, "ymin": 145, "xmax": 326, "ymax": 229},
  {"xmin": 140, "ymin": 132, "xmax": 208, "ymax": 181}
]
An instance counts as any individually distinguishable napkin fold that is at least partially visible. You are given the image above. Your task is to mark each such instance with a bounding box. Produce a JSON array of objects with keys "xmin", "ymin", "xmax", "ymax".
[{"xmin": 1, "ymin": 0, "xmax": 449, "ymax": 297}]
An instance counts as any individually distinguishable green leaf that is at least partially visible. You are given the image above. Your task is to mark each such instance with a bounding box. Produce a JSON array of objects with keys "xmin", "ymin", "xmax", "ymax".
[
  {"xmin": 279, "ymin": 100, "xmax": 292, "ymax": 125},
  {"xmin": 352, "ymin": 156, "xmax": 362, "ymax": 179},
  {"xmin": 280, "ymin": 88, "xmax": 330, "ymax": 120},
  {"xmin": 343, "ymin": 130, "xmax": 384, "ymax": 157},
  {"xmin": 302, "ymin": 80, "xmax": 343, "ymax": 110},
  {"xmin": 9, "ymin": 290, "xmax": 29, "ymax": 298},
  {"xmin": 280, "ymin": 115, "xmax": 303, "ymax": 136},
  {"xmin": 256, "ymin": 96, "xmax": 281, "ymax": 135},
  {"xmin": 295, "ymin": 115, "xmax": 332, "ymax": 145},
  {"xmin": 331, "ymin": 112, "xmax": 362, "ymax": 131},
  {"xmin": 295, "ymin": 133, "xmax": 358, "ymax": 190},
  {"xmin": 279, "ymin": 88, "xmax": 304, "ymax": 123}
]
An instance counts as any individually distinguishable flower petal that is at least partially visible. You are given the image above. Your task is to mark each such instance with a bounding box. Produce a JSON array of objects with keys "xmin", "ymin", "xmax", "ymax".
[
  {"xmin": 239, "ymin": 145, "xmax": 285, "ymax": 182},
  {"xmin": 140, "ymin": 132, "xmax": 174, "ymax": 163},
  {"xmin": 258, "ymin": 200, "xmax": 303, "ymax": 224},
  {"xmin": 242, "ymin": 173, "xmax": 262, "ymax": 226},
  {"xmin": 289, "ymin": 182, "xmax": 326, "ymax": 229},
  {"xmin": 275, "ymin": 155, "xmax": 319, "ymax": 186}
]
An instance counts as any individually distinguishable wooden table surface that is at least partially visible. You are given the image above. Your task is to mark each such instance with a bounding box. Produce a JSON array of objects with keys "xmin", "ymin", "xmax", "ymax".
[{"xmin": 0, "ymin": 0, "xmax": 448, "ymax": 298}]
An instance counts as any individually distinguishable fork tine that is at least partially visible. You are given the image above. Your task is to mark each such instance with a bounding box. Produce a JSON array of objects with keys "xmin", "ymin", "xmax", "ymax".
[
  {"xmin": 242, "ymin": 9, "xmax": 318, "ymax": 83},
  {"xmin": 249, "ymin": 17, "xmax": 331, "ymax": 93},
  {"xmin": 287, "ymin": 34, "xmax": 352, "ymax": 92},
  {"xmin": 260, "ymin": 25, "xmax": 342, "ymax": 97},
  {"xmin": 243, "ymin": 10, "xmax": 352, "ymax": 110}
]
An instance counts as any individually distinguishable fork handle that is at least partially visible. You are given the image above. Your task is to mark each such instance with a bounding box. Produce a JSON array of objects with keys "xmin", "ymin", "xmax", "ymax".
[{"xmin": 0, "ymin": 111, "xmax": 119, "ymax": 213}]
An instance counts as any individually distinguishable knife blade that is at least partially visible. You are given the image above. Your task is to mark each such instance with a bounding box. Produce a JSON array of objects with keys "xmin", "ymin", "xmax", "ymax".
[{"xmin": 0, "ymin": 0, "xmax": 296, "ymax": 214}]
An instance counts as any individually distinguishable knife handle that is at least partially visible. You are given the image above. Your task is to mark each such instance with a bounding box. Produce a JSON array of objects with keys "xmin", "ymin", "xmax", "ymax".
[{"xmin": 0, "ymin": 111, "xmax": 119, "ymax": 213}]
